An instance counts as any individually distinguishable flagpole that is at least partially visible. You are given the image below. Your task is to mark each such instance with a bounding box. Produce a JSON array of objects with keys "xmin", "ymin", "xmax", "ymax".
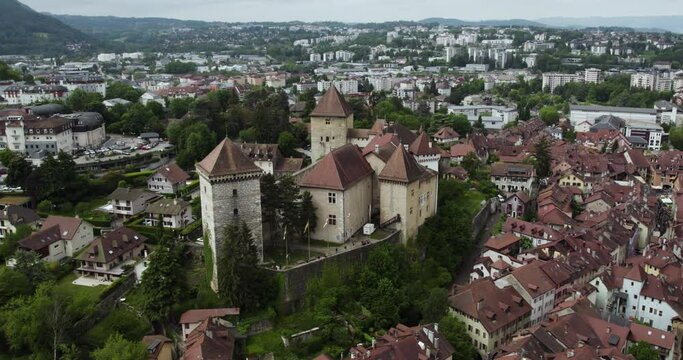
[
  {"xmin": 284, "ymin": 226, "xmax": 288, "ymax": 267},
  {"xmin": 308, "ymin": 225, "xmax": 311, "ymax": 261}
]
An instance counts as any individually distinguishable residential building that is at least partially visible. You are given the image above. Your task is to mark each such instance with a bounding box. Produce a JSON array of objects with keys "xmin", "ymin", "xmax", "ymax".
[
  {"xmin": 495, "ymin": 262, "xmax": 557, "ymax": 325},
  {"xmin": 345, "ymin": 323, "xmax": 455, "ymax": 360},
  {"xmin": 503, "ymin": 191, "xmax": 531, "ymax": 218},
  {"xmin": 179, "ymin": 308, "xmax": 240, "ymax": 340},
  {"xmin": 448, "ymin": 278, "xmax": 532, "ymax": 358},
  {"xmin": 584, "ymin": 68, "xmax": 603, "ymax": 84},
  {"xmin": 631, "ymin": 72, "xmax": 656, "ymax": 90},
  {"xmin": 197, "ymin": 138, "xmax": 264, "ymax": 291},
  {"xmin": 2, "ymin": 85, "xmax": 68, "ymax": 106},
  {"xmin": 298, "ymin": 144, "xmax": 373, "ymax": 244},
  {"xmin": 569, "ymin": 104, "xmax": 658, "ymax": 127},
  {"xmin": 41, "ymin": 215, "xmax": 95, "ymax": 257},
  {"xmin": 76, "ymin": 227, "xmax": 147, "ymax": 282},
  {"xmin": 378, "ymin": 145, "xmax": 438, "ymax": 243},
  {"xmin": 432, "ymin": 126, "xmax": 460, "ymax": 145},
  {"xmin": 409, "ymin": 131, "xmax": 441, "ymax": 172},
  {"xmin": 490, "ymin": 163, "xmax": 535, "ymax": 195},
  {"xmin": 182, "ymin": 316, "xmax": 237, "ymax": 360},
  {"xmin": 0, "ymin": 205, "xmax": 39, "ymax": 240},
  {"xmin": 624, "ymin": 121, "xmax": 663, "ymax": 151},
  {"xmin": 145, "ymin": 198, "xmax": 193, "ymax": 229},
  {"xmin": 142, "ymin": 335, "xmax": 173, "ymax": 360},
  {"xmin": 542, "ymin": 73, "xmax": 582, "ymax": 93},
  {"xmin": 61, "ymin": 112, "xmax": 107, "ymax": 149},
  {"xmin": 108, "ymin": 188, "xmax": 160, "ymax": 217},
  {"xmin": 147, "ymin": 163, "xmax": 190, "ymax": 194}
]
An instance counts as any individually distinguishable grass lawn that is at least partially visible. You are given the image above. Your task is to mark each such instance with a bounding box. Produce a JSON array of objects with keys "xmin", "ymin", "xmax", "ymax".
[
  {"xmin": 459, "ymin": 190, "xmax": 487, "ymax": 216},
  {"xmin": 56, "ymin": 273, "xmax": 108, "ymax": 300},
  {"xmin": 265, "ymin": 248, "xmax": 323, "ymax": 267},
  {"xmin": 84, "ymin": 306, "xmax": 152, "ymax": 346},
  {"xmin": 245, "ymin": 310, "xmax": 320, "ymax": 357}
]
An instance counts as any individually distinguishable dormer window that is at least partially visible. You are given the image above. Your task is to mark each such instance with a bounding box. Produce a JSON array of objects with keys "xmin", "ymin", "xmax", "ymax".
[{"xmin": 325, "ymin": 119, "xmax": 331, "ymax": 125}]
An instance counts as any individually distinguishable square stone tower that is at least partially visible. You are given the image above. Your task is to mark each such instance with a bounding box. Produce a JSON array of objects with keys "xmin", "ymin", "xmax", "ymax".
[
  {"xmin": 196, "ymin": 138, "xmax": 264, "ymax": 291},
  {"xmin": 309, "ymin": 85, "xmax": 354, "ymax": 162}
]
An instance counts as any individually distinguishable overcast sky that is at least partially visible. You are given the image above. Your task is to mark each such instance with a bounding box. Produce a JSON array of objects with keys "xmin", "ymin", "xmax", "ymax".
[{"xmin": 21, "ymin": 0, "xmax": 683, "ymax": 22}]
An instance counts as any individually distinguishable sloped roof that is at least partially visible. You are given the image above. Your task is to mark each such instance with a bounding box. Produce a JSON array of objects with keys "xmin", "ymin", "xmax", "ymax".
[
  {"xmin": 153, "ymin": 163, "xmax": 190, "ymax": 184},
  {"xmin": 180, "ymin": 308, "xmax": 240, "ymax": 324},
  {"xmin": 183, "ymin": 318, "xmax": 235, "ymax": 360},
  {"xmin": 146, "ymin": 198, "xmax": 190, "ymax": 216},
  {"xmin": 310, "ymin": 85, "xmax": 353, "ymax": 118},
  {"xmin": 299, "ymin": 144, "xmax": 373, "ymax": 190},
  {"xmin": 409, "ymin": 131, "xmax": 441, "ymax": 156},
  {"xmin": 41, "ymin": 215, "xmax": 86, "ymax": 241},
  {"xmin": 432, "ymin": 126, "xmax": 460, "ymax": 140},
  {"xmin": 18, "ymin": 224, "xmax": 62, "ymax": 255},
  {"xmin": 362, "ymin": 133, "xmax": 400, "ymax": 162},
  {"xmin": 108, "ymin": 187, "xmax": 159, "ymax": 203},
  {"xmin": 378, "ymin": 145, "xmax": 432, "ymax": 183},
  {"xmin": 77, "ymin": 227, "xmax": 146, "ymax": 264},
  {"xmin": 197, "ymin": 138, "xmax": 262, "ymax": 177}
]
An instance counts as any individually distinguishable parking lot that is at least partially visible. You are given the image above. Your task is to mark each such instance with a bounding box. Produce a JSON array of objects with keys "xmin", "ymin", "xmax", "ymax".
[{"xmin": 73, "ymin": 134, "xmax": 173, "ymax": 166}]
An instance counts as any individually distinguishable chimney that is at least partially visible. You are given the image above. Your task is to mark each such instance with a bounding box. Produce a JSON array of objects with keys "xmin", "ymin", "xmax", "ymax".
[
  {"xmin": 112, "ymin": 239, "xmax": 118, "ymax": 248},
  {"xmin": 477, "ymin": 298, "xmax": 484, "ymax": 310},
  {"xmin": 375, "ymin": 144, "xmax": 379, "ymax": 154},
  {"xmin": 429, "ymin": 141, "xmax": 433, "ymax": 148},
  {"xmin": 122, "ymin": 234, "xmax": 128, "ymax": 243}
]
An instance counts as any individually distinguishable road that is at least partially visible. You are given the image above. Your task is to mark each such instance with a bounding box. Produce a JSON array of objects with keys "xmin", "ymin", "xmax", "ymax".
[{"xmin": 453, "ymin": 209, "xmax": 502, "ymax": 285}]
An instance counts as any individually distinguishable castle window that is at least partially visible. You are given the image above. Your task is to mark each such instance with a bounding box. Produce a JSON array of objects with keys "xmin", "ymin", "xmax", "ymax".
[
  {"xmin": 327, "ymin": 215, "xmax": 337, "ymax": 225},
  {"xmin": 325, "ymin": 119, "xmax": 331, "ymax": 125},
  {"xmin": 233, "ymin": 189, "xmax": 238, "ymax": 197},
  {"xmin": 233, "ymin": 209, "xmax": 239, "ymax": 216},
  {"xmin": 325, "ymin": 136, "xmax": 330, "ymax": 142},
  {"xmin": 328, "ymin": 192, "xmax": 336, "ymax": 204}
]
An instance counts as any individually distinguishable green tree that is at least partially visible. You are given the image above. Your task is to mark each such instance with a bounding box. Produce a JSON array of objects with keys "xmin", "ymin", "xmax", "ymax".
[
  {"xmin": 670, "ymin": 126, "xmax": 683, "ymax": 150},
  {"xmin": 164, "ymin": 61, "xmax": 198, "ymax": 74},
  {"xmin": 91, "ymin": 333, "xmax": 147, "ymax": 360},
  {"xmin": 105, "ymin": 82, "xmax": 144, "ymax": 102},
  {"xmin": 139, "ymin": 241, "xmax": 186, "ymax": 322},
  {"xmin": 420, "ymin": 287, "xmax": 449, "ymax": 323},
  {"xmin": 66, "ymin": 89, "xmax": 104, "ymax": 113},
  {"xmin": 628, "ymin": 341, "xmax": 659, "ymax": 360},
  {"xmin": 0, "ymin": 224, "xmax": 33, "ymax": 260},
  {"xmin": 0, "ymin": 267, "xmax": 31, "ymax": 304},
  {"xmin": 217, "ymin": 222, "xmax": 276, "ymax": 310},
  {"xmin": 118, "ymin": 103, "xmax": 160, "ymax": 135},
  {"xmin": 438, "ymin": 315, "xmax": 478, "ymax": 360},
  {"xmin": 299, "ymin": 191, "xmax": 318, "ymax": 240},
  {"xmin": 277, "ymin": 131, "xmax": 297, "ymax": 157},
  {"xmin": 451, "ymin": 114, "xmax": 473, "ymax": 137},
  {"xmin": 6, "ymin": 155, "xmax": 32, "ymax": 187},
  {"xmin": 539, "ymin": 106, "xmax": 560, "ymax": 125},
  {"xmin": 0, "ymin": 61, "xmax": 22, "ymax": 81},
  {"xmin": 460, "ymin": 152, "xmax": 480, "ymax": 178},
  {"xmin": 534, "ymin": 137, "xmax": 551, "ymax": 178},
  {"xmin": 169, "ymin": 97, "xmax": 195, "ymax": 118},
  {"xmin": 13, "ymin": 249, "xmax": 48, "ymax": 288}
]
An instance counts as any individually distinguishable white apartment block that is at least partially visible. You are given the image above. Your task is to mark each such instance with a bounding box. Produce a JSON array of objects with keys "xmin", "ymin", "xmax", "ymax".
[
  {"xmin": 584, "ymin": 68, "xmax": 603, "ymax": 84},
  {"xmin": 369, "ymin": 77, "xmax": 395, "ymax": 92},
  {"xmin": 333, "ymin": 79, "xmax": 359, "ymax": 94},
  {"xmin": 335, "ymin": 50, "xmax": 354, "ymax": 62},
  {"xmin": 542, "ymin": 73, "xmax": 583, "ymax": 93},
  {"xmin": 2, "ymin": 85, "xmax": 68, "ymax": 106},
  {"xmin": 631, "ymin": 73, "xmax": 655, "ymax": 90}
]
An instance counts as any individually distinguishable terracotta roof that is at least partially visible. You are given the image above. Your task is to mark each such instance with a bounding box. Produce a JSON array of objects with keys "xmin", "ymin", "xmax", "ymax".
[
  {"xmin": 485, "ymin": 233, "xmax": 521, "ymax": 251},
  {"xmin": 449, "ymin": 143, "xmax": 476, "ymax": 157},
  {"xmin": 362, "ymin": 133, "xmax": 400, "ymax": 162},
  {"xmin": 624, "ymin": 265, "xmax": 646, "ymax": 282},
  {"xmin": 183, "ymin": 318, "xmax": 235, "ymax": 360},
  {"xmin": 197, "ymin": 138, "xmax": 262, "ymax": 177},
  {"xmin": 153, "ymin": 163, "xmax": 190, "ymax": 184},
  {"xmin": 299, "ymin": 144, "xmax": 373, "ymax": 190},
  {"xmin": 385, "ymin": 123, "xmax": 417, "ymax": 145},
  {"xmin": 409, "ymin": 131, "xmax": 440, "ymax": 156},
  {"xmin": 0, "ymin": 205, "xmax": 39, "ymax": 225},
  {"xmin": 378, "ymin": 146, "xmax": 432, "ymax": 183},
  {"xmin": 41, "ymin": 215, "xmax": 86, "ymax": 241},
  {"xmin": 77, "ymin": 227, "xmax": 147, "ymax": 264},
  {"xmin": 448, "ymin": 278, "xmax": 531, "ymax": 334},
  {"xmin": 629, "ymin": 322, "xmax": 674, "ymax": 349},
  {"xmin": 490, "ymin": 162, "xmax": 534, "ymax": 178},
  {"xmin": 432, "ymin": 126, "xmax": 460, "ymax": 140},
  {"xmin": 510, "ymin": 261, "xmax": 556, "ymax": 295},
  {"xmin": 180, "ymin": 308, "xmax": 240, "ymax": 324},
  {"xmin": 310, "ymin": 86, "xmax": 353, "ymax": 118},
  {"xmin": 18, "ymin": 224, "xmax": 62, "ymax": 256}
]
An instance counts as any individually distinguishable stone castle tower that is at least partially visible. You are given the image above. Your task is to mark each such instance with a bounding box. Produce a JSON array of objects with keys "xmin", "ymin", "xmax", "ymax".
[
  {"xmin": 196, "ymin": 138, "xmax": 264, "ymax": 291},
  {"xmin": 309, "ymin": 85, "xmax": 354, "ymax": 162}
]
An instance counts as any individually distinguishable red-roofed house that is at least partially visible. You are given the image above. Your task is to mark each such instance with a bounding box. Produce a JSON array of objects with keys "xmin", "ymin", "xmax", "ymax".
[
  {"xmin": 180, "ymin": 308, "xmax": 240, "ymax": 340},
  {"xmin": 147, "ymin": 163, "xmax": 190, "ymax": 194}
]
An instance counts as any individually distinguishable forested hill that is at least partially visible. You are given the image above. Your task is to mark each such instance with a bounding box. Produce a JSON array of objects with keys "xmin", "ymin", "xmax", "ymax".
[{"xmin": 0, "ymin": 0, "xmax": 90, "ymax": 55}]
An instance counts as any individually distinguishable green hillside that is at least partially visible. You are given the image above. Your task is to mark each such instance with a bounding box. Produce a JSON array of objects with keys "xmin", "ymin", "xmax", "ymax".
[{"xmin": 0, "ymin": 0, "xmax": 90, "ymax": 55}]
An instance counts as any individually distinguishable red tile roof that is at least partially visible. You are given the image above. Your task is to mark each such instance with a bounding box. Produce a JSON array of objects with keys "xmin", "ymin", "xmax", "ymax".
[
  {"xmin": 409, "ymin": 131, "xmax": 440, "ymax": 156},
  {"xmin": 378, "ymin": 145, "xmax": 432, "ymax": 183},
  {"xmin": 197, "ymin": 138, "xmax": 262, "ymax": 177},
  {"xmin": 299, "ymin": 144, "xmax": 373, "ymax": 190},
  {"xmin": 154, "ymin": 163, "xmax": 190, "ymax": 184},
  {"xmin": 180, "ymin": 308, "xmax": 240, "ymax": 324},
  {"xmin": 310, "ymin": 85, "xmax": 353, "ymax": 118}
]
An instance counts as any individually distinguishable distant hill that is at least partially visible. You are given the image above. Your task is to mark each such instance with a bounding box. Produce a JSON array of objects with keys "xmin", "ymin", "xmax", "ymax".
[
  {"xmin": 0, "ymin": 0, "xmax": 89, "ymax": 55},
  {"xmin": 53, "ymin": 14, "xmax": 213, "ymax": 35},
  {"xmin": 419, "ymin": 17, "xmax": 547, "ymax": 28},
  {"xmin": 537, "ymin": 16, "xmax": 683, "ymax": 33}
]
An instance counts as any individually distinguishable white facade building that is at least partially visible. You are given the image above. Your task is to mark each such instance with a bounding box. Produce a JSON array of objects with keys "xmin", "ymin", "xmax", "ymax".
[{"xmin": 542, "ymin": 73, "xmax": 583, "ymax": 93}]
